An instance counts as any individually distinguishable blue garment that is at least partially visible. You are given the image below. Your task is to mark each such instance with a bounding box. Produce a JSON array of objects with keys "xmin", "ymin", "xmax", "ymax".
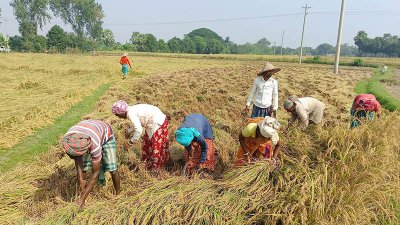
[
  {"xmin": 251, "ymin": 104, "xmax": 272, "ymax": 118},
  {"xmin": 350, "ymin": 107, "xmax": 375, "ymax": 128},
  {"xmin": 122, "ymin": 64, "xmax": 129, "ymax": 76},
  {"xmin": 179, "ymin": 114, "xmax": 214, "ymax": 163}
]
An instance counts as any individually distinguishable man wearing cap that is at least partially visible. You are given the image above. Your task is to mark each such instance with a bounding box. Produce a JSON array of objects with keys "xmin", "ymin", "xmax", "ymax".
[
  {"xmin": 119, "ymin": 52, "xmax": 132, "ymax": 79},
  {"xmin": 174, "ymin": 113, "xmax": 215, "ymax": 175},
  {"xmin": 112, "ymin": 100, "xmax": 170, "ymax": 170},
  {"xmin": 62, "ymin": 119, "xmax": 121, "ymax": 209},
  {"xmin": 283, "ymin": 96, "xmax": 325, "ymax": 130},
  {"xmin": 350, "ymin": 93, "xmax": 381, "ymax": 128},
  {"xmin": 243, "ymin": 62, "xmax": 280, "ymax": 119}
]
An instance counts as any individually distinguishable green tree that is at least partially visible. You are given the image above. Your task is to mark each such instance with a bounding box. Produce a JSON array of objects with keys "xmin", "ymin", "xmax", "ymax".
[
  {"xmin": 143, "ymin": 33, "xmax": 158, "ymax": 52},
  {"xmin": 182, "ymin": 36, "xmax": 196, "ymax": 53},
  {"xmin": 192, "ymin": 36, "xmax": 206, "ymax": 54},
  {"xmin": 168, "ymin": 37, "xmax": 182, "ymax": 53},
  {"xmin": 354, "ymin": 31, "xmax": 369, "ymax": 56},
  {"xmin": 32, "ymin": 35, "xmax": 47, "ymax": 52},
  {"xmin": 340, "ymin": 43, "xmax": 358, "ymax": 56},
  {"xmin": 130, "ymin": 32, "xmax": 146, "ymax": 51},
  {"xmin": 46, "ymin": 25, "xmax": 68, "ymax": 52},
  {"xmin": 205, "ymin": 39, "xmax": 224, "ymax": 54},
  {"xmin": 10, "ymin": 0, "xmax": 51, "ymax": 39},
  {"xmin": 254, "ymin": 38, "xmax": 271, "ymax": 54},
  {"xmin": 187, "ymin": 28, "xmax": 223, "ymax": 41},
  {"xmin": 99, "ymin": 29, "xmax": 115, "ymax": 50},
  {"xmin": 157, "ymin": 39, "xmax": 169, "ymax": 52},
  {"xmin": 49, "ymin": 0, "xmax": 104, "ymax": 38},
  {"xmin": 315, "ymin": 43, "xmax": 335, "ymax": 55},
  {"xmin": 9, "ymin": 35, "xmax": 24, "ymax": 51}
]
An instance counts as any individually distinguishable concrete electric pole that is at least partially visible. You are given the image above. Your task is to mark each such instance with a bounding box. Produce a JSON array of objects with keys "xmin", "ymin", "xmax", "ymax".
[
  {"xmin": 299, "ymin": 4, "xmax": 311, "ymax": 63},
  {"xmin": 280, "ymin": 30, "xmax": 284, "ymax": 55},
  {"xmin": 333, "ymin": 0, "xmax": 346, "ymax": 74}
]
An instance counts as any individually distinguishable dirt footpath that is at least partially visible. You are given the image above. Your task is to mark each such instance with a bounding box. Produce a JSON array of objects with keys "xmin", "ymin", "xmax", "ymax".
[{"xmin": 384, "ymin": 69, "xmax": 400, "ymax": 100}]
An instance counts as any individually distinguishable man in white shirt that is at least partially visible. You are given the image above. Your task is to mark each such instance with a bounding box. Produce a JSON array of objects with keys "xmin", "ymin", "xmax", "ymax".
[
  {"xmin": 112, "ymin": 100, "xmax": 170, "ymax": 170},
  {"xmin": 243, "ymin": 62, "xmax": 280, "ymax": 118}
]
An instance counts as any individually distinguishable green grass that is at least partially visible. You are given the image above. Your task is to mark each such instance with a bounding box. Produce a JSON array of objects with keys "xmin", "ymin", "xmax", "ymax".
[
  {"xmin": 0, "ymin": 83, "xmax": 112, "ymax": 172},
  {"xmin": 354, "ymin": 67, "xmax": 400, "ymax": 111}
]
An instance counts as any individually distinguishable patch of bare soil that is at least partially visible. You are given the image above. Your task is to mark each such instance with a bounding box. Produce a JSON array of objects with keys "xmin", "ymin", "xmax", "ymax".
[{"xmin": 384, "ymin": 69, "xmax": 400, "ymax": 100}]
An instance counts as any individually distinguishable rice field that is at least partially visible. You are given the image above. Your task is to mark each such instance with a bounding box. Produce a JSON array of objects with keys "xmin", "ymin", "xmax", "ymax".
[{"xmin": 1, "ymin": 53, "xmax": 400, "ymax": 224}]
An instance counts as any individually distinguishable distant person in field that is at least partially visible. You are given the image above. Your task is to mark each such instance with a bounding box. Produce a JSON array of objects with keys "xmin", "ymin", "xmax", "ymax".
[
  {"xmin": 112, "ymin": 100, "xmax": 170, "ymax": 170},
  {"xmin": 350, "ymin": 94, "xmax": 381, "ymax": 128},
  {"xmin": 175, "ymin": 113, "xmax": 215, "ymax": 175},
  {"xmin": 243, "ymin": 62, "xmax": 279, "ymax": 118},
  {"xmin": 235, "ymin": 116, "xmax": 281, "ymax": 167},
  {"xmin": 283, "ymin": 96, "xmax": 325, "ymax": 131},
  {"xmin": 62, "ymin": 120, "xmax": 121, "ymax": 209},
  {"xmin": 119, "ymin": 53, "xmax": 132, "ymax": 79}
]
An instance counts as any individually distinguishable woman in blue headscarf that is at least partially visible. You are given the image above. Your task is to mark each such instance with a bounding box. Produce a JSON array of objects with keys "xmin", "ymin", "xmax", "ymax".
[{"xmin": 175, "ymin": 113, "xmax": 215, "ymax": 175}]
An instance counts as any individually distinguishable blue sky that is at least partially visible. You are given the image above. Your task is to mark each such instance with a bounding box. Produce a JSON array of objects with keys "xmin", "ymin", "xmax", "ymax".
[{"xmin": 1, "ymin": 0, "xmax": 399, "ymax": 48}]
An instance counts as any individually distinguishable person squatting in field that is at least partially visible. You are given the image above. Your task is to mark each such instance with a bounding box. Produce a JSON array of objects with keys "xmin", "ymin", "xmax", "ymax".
[
  {"xmin": 119, "ymin": 53, "xmax": 132, "ymax": 79},
  {"xmin": 62, "ymin": 119, "xmax": 121, "ymax": 209},
  {"xmin": 112, "ymin": 100, "xmax": 170, "ymax": 170},
  {"xmin": 283, "ymin": 96, "xmax": 326, "ymax": 132},
  {"xmin": 175, "ymin": 113, "xmax": 215, "ymax": 175},
  {"xmin": 350, "ymin": 93, "xmax": 381, "ymax": 128},
  {"xmin": 243, "ymin": 62, "xmax": 279, "ymax": 118},
  {"xmin": 235, "ymin": 116, "xmax": 281, "ymax": 167}
]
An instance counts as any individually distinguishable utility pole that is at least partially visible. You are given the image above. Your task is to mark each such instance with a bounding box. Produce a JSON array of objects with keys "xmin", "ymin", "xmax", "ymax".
[
  {"xmin": 280, "ymin": 30, "xmax": 284, "ymax": 55},
  {"xmin": 333, "ymin": 0, "xmax": 346, "ymax": 74},
  {"xmin": 273, "ymin": 42, "xmax": 276, "ymax": 55},
  {"xmin": 299, "ymin": 4, "xmax": 311, "ymax": 63}
]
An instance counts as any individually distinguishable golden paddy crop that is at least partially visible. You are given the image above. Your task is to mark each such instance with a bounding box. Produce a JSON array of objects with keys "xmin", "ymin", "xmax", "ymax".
[
  {"xmin": 0, "ymin": 53, "xmax": 239, "ymax": 149},
  {"xmin": 1, "ymin": 55, "xmax": 399, "ymax": 224}
]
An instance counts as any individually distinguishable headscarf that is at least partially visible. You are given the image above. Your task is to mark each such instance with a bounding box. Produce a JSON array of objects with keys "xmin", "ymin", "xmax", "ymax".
[
  {"xmin": 284, "ymin": 96, "xmax": 299, "ymax": 110},
  {"xmin": 62, "ymin": 133, "xmax": 91, "ymax": 156},
  {"xmin": 283, "ymin": 99, "xmax": 294, "ymax": 110},
  {"xmin": 112, "ymin": 100, "xmax": 128, "ymax": 116},
  {"xmin": 258, "ymin": 117, "xmax": 280, "ymax": 145},
  {"xmin": 175, "ymin": 127, "xmax": 200, "ymax": 147}
]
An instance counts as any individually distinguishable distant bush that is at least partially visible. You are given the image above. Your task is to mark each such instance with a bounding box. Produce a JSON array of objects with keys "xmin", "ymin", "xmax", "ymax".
[{"xmin": 351, "ymin": 58, "xmax": 364, "ymax": 66}]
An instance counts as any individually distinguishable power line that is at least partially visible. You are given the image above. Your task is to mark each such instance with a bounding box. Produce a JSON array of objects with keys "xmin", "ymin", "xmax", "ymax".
[
  {"xmin": 104, "ymin": 13, "xmax": 303, "ymax": 26},
  {"xmin": 102, "ymin": 10, "xmax": 400, "ymax": 26}
]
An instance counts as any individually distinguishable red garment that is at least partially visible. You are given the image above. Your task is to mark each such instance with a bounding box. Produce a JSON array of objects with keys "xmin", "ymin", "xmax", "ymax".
[
  {"xmin": 142, "ymin": 118, "xmax": 170, "ymax": 169},
  {"xmin": 119, "ymin": 56, "xmax": 131, "ymax": 67},
  {"xmin": 353, "ymin": 94, "xmax": 381, "ymax": 112},
  {"xmin": 184, "ymin": 139, "xmax": 215, "ymax": 174}
]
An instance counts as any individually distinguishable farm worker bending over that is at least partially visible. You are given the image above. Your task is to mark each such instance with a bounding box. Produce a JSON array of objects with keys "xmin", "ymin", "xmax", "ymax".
[
  {"xmin": 283, "ymin": 96, "xmax": 325, "ymax": 131},
  {"xmin": 119, "ymin": 53, "xmax": 132, "ymax": 79},
  {"xmin": 235, "ymin": 117, "xmax": 281, "ymax": 167},
  {"xmin": 112, "ymin": 100, "xmax": 170, "ymax": 170},
  {"xmin": 243, "ymin": 62, "xmax": 280, "ymax": 118},
  {"xmin": 350, "ymin": 93, "xmax": 381, "ymax": 128},
  {"xmin": 62, "ymin": 120, "xmax": 121, "ymax": 209},
  {"xmin": 175, "ymin": 114, "xmax": 215, "ymax": 175}
]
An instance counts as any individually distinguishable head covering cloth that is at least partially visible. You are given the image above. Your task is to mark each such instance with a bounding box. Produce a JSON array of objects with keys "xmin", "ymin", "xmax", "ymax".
[
  {"xmin": 62, "ymin": 133, "xmax": 91, "ymax": 156},
  {"xmin": 175, "ymin": 127, "xmax": 200, "ymax": 147},
  {"xmin": 257, "ymin": 117, "xmax": 280, "ymax": 145},
  {"xmin": 112, "ymin": 100, "xmax": 128, "ymax": 116}
]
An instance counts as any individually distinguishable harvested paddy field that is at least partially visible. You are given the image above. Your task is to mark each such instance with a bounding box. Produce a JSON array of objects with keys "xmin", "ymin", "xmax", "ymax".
[{"xmin": 1, "ymin": 54, "xmax": 400, "ymax": 224}]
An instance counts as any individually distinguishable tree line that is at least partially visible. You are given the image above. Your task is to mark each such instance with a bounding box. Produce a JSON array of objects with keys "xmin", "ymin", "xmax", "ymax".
[
  {"xmin": 0, "ymin": 1, "xmax": 398, "ymax": 57},
  {"xmin": 354, "ymin": 31, "xmax": 400, "ymax": 57}
]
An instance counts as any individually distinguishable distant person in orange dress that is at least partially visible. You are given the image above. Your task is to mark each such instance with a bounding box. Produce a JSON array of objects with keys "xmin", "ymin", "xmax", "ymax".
[{"xmin": 119, "ymin": 53, "xmax": 132, "ymax": 79}]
